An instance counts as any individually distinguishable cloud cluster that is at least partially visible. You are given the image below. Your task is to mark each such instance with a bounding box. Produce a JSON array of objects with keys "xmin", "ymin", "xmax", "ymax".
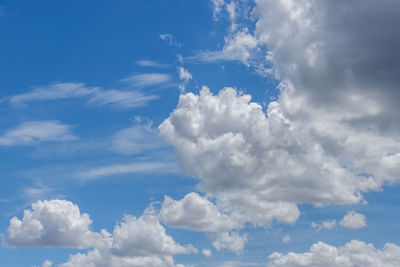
[
  {"xmin": 160, "ymin": 0, "xmax": 400, "ymax": 231},
  {"xmin": 6, "ymin": 200, "xmax": 196, "ymax": 266},
  {"xmin": 212, "ymin": 231, "xmax": 248, "ymax": 255},
  {"xmin": 268, "ymin": 240, "xmax": 400, "ymax": 267}
]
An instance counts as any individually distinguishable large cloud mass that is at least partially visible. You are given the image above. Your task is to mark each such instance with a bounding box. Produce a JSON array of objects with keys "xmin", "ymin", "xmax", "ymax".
[{"xmin": 160, "ymin": 0, "xmax": 400, "ymax": 227}]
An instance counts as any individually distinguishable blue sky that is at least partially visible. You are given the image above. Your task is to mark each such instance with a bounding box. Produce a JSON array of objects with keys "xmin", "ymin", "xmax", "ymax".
[{"xmin": 1, "ymin": 1, "xmax": 400, "ymax": 266}]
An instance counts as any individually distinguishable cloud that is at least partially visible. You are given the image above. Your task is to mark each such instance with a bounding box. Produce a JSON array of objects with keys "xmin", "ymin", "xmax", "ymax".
[
  {"xmin": 268, "ymin": 240, "xmax": 400, "ymax": 267},
  {"xmin": 88, "ymin": 89, "xmax": 159, "ymax": 108},
  {"xmin": 160, "ymin": 34, "xmax": 174, "ymax": 46},
  {"xmin": 340, "ymin": 211, "xmax": 367, "ymax": 229},
  {"xmin": 121, "ymin": 73, "xmax": 171, "ymax": 88},
  {"xmin": 9, "ymin": 82, "xmax": 94, "ymax": 106},
  {"xmin": 282, "ymin": 235, "xmax": 291, "ymax": 244},
  {"xmin": 75, "ymin": 161, "xmax": 177, "ymax": 181},
  {"xmin": 111, "ymin": 121, "xmax": 166, "ymax": 155},
  {"xmin": 188, "ymin": 29, "xmax": 258, "ymax": 65},
  {"xmin": 212, "ymin": 231, "xmax": 247, "ymax": 255},
  {"xmin": 6, "ymin": 199, "xmax": 103, "ymax": 248},
  {"xmin": 159, "ymin": 192, "xmax": 241, "ymax": 232},
  {"xmin": 202, "ymin": 248, "xmax": 212, "ymax": 258},
  {"xmin": 9, "ymin": 82, "xmax": 158, "ymax": 108},
  {"xmin": 136, "ymin": 60, "xmax": 170, "ymax": 68},
  {"xmin": 311, "ymin": 220, "xmax": 336, "ymax": 232},
  {"xmin": 0, "ymin": 121, "xmax": 77, "ymax": 146},
  {"xmin": 6, "ymin": 200, "xmax": 197, "ymax": 266}
]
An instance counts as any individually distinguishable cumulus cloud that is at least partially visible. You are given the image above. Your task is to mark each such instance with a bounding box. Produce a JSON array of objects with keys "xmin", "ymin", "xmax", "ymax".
[
  {"xmin": 7, "ymin": 200, "xmax": 196, "ymax": 266},
  {"xmin": 311, "ymin": 220, "xmax": 336, "ymax": 232},
  {"xmin": 9, "ymin": 82, "xmax": 158, "ymax": 108},
  {"xmin": 6, "ymin": 199, "xmax": 102, "ymax": 248},
  {"xmin": 160, "ymin": 0, "xmax": 400, "ymax": 224},
  {"xmin": 159, "ymin": 192, "xmax": 241, "ymax": 232},
  {"xmin": 212, "ymin": 231, "xmax": 247, "ymax": 255},
  {"xmin": 268, "ymin": 240, "xmax": 400, "ymax": 267},
  {"xmin": 0, "ymin": 121, "xmax": 77, "ymax": 146},
  {"xmin": 339, "ymin": 211, "xmax": 367, "ymax": 229}
]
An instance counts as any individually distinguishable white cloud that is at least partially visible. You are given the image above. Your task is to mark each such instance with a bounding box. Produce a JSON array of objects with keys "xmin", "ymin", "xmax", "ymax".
[
  {"xmin": 7, "ymin": 200, "xmax": 197, "ymax": 266},
  {"xmin": 136, "ymin": 60, "xmax": 170, "ymax": 68},
  {"xmin": 9, "ymin": 82, "xmax": 94, "ymax": 106},
  {"xmin": 111, "ymin": 214, "xmax": 197, "ymax": 257},
  {"xmin": 9, "ymin": 82, "xmax": 158, "ymax": 108},
  {"xmin": 75, "ymin": 161, "xmax": 177, "ymax": 181},
  {"xmin": 111, "ymin": 121, "xmax": 166, "ymax": 155},
  {"xmin": 0, "ymin": 121, "xmax": 77, "ymax": 146},
  {"xmin": 121, "ymin": 73, "xmax": 171, "ymax": 88},
  {"xmin": 311, "ymin": 220, "xmax": 336, "ymax": 232},
  {"xmin": 159, "ymin": 192, "xmax": 241, "ymax": 232},
  {"xmin": 6, "ymin": 199, "xmax": 103, "ymax": 248},
  {"xmin": 202, "ymin": 248, "xmax": 212, "ymax": 258},
  {"xmin": 88, "ymin": 89, "xmax": 159, "ymax": 108},
  {"xmin": 160, "ymin": 34, "xmax": 174, "ymax": 46},
  {"xmin": 340, "ymin": 211, "xmax": 367, "ymax": 229},
  {"xmin": 212, "ymin": 231, "xmax": 247, "ymax": 255},
  {"xmin": 268, "ymin": 240, "xmax": 400, "ymax": 267},
  {"xmin": 188, "ymin": 29, "xmax": 258, "ymax": 65},
  {"xmin": 178, "ymin": 67, "xmax": 192, "ymax": 82},
  {"xmin": 282, "ymin": 235, "xmax": 291, "ymax": 243}
]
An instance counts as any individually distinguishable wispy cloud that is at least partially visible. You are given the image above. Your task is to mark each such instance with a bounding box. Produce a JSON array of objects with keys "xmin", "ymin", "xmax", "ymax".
[
  {"xmin": 136, "ymin": 60, "xmax": 170, "ymax": 68},
  {"xmin": 0, "ymin": 121, "xmax": 77, "ymax": 146},
  {"xmin": 88, "ymin": 89, "xmax": 159, "ymax": 108},
  {"xmin": 9, "ymin": 82, "xmax": 94, "ymax": 106},
  {"xmin": 8, "ymin": 82, "xmax": 159, "ymax": 108},
  {"xmin": 75, "ymin": 161, "xmax": 177, "ymax": 180},
  {"xmin": 120, "ymin": 73, "xmax": 171, "ymax": 88}
]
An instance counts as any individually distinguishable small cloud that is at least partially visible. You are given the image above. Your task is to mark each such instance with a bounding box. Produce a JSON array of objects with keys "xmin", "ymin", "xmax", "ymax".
[
  {"xmin": 339, "ymin": 211, "xmax": 367, "ymax": 229},
  {"xmin": 0, "ymin": 121, "xmax": 77, "ymax": 146},
  {"xmin": 311, "ymin": 220, "xmax": 336, "ymax": 232},
  {"xmin": 282, "ymin": 235, "xmax": 291, "ymax": 243},
  {"xmin": 121, "ymin": 73, "xmax": 171, "ymax": 88},
  {"xmin": 160, "ymin": 33, "xmax": 174, "ymax": 46},
  {"xmin": 89, "ymin": 89, "xmax": 159, "ymax": 108},
  {"xmin": 136, "ymin": 60, "xmax": 170, "ymax": 68},
  {"xmin": 75, "ymin": 161, "xmax": 178, "ymax": 181},
  {"xmin": 202, "ymin": 248, "xmax": 212, "ymax": 258}
]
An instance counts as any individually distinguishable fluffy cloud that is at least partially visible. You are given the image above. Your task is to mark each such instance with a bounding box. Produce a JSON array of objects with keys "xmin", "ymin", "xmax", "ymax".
[
  {"xmin": 6, "ymin": 199, "xmax": 102, "ymax": 248},
  {"xmin": 212, "ymin": 231, "xmax": 248, "ymax": 255},
  {"xmin": 202, "ymin": 249, "xmax": 212, "ymax": 258},
  {"xmin": 160, "ymin": 0, "xmax": 400, "ymax": 228},
  {"xmin": 6, "ymin": 200, "xmax": 196, "ymax": 266},
  {"xmin": 111, "ymin": 214, "xmax": 196, "ymax": 257},
  {"xmin": 0, "ymin": 121, "xmax": 77, "ymax": 146},
  {"xmin": 268, "ymin": 240, "xmax": 400, "ymax": 267},
  {"xmin": 159, "ymin": 192, "xmax": 240, "ymax": 232},
  {"xmin": 340, "ymin": 211, "xmax": 367, "ymax": 229}
]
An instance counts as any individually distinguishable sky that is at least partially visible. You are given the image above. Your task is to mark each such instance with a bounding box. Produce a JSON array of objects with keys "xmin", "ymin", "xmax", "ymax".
[{"xmin": 1, "ymin": 0, "xmax": 400, "ymax": 266}]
